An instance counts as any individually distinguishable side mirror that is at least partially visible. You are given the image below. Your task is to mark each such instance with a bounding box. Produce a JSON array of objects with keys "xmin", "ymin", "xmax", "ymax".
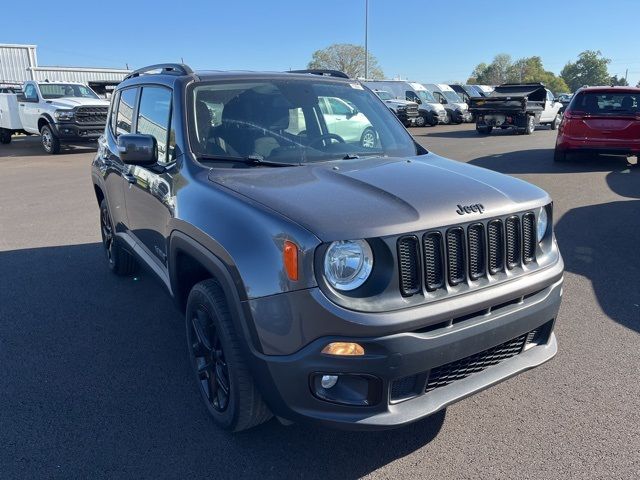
[
  {"xmin": 118, "ymin": 134, "xmax": 157, "ymax": 166},
  {"xmin": 415, "ymin": 98, "xmax": 422, "ymax": 104},
  {"xmin": 440, "ymin": 98, "xmax": 447, "ymax": 104},
  {"xmin": 346, "ymin": 107, "xmax": 359, "ymax": 118}
]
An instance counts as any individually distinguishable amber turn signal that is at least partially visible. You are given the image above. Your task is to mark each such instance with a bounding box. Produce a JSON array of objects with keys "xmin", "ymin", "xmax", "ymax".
[
  {"xmin": 283, "ymin": 240, "xmax": 299, "ymax": 281},
  {"xmin": 321, "ymin": 342, "xmax": 365, "ymax": 356}
]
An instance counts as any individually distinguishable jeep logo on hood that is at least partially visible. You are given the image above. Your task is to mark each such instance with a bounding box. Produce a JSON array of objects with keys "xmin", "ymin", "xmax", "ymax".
[{"xmin": 456, "ymin": 203, "xmax": 485, "ymax": 215}]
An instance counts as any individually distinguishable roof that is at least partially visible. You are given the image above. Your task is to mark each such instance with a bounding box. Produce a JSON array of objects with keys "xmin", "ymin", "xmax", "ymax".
[{"xmin": 577, "ymin": 86, "xmax": 640, "ymax": 93}]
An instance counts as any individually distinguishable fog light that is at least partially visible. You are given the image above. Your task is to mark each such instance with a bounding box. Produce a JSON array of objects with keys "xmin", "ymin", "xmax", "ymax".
[
  {"xmin": 321, "ymin": 342, "xmax": 364, "ymax": 356},
  {"xmin": 321, "ymin": 375, "xmax": 338, "ymax": 389}
]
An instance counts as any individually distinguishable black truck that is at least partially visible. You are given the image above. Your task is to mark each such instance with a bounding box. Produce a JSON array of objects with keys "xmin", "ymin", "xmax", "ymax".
[{"xmin": 469, "ymin": 83, "xmax": 563, "ymax": 135}]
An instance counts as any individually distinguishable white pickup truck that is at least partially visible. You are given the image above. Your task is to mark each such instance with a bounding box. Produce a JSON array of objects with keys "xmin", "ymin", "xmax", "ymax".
[{"xmin": 0, "ymin": 81, "xmax": 109, "ymax": 153}]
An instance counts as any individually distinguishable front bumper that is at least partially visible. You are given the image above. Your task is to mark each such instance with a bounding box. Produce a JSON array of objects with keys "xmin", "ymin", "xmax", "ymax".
[
  {"xmin": 247, "ymin": 269, "xmax": 563, "ymax": 430},
  {"xmin": 52, "ymin": 121, "xmax": 104, "ymax": 143}
]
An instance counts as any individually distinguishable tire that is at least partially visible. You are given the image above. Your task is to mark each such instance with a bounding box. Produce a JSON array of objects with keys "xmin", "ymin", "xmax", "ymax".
[
  {"xmin": 186, "ymin": 279, "xmax": 272, "ymax": 432},
  {"xmin": 360, "ymin": 127, "xmax": 377, "ymax": 148},
  {"xmin": 550, "ymin": 114, "xmax": 560, "ymax": 130},
  {"xmin": 414, "ymin": 115, "xmax": 426, "ymax": 127},
  {"xmin": 524, "ymin": 115, "xmax": 535, "ymax": 135},
  {"xmin": 476, "ymin": 125, "xmax": 492, "ymax": 135},
  {"xmin": 428, "ymin": 113, "xmax": 438, "ymax": 126},
  {"xmin": 554, "ymin": 148, "xmax": 568, "ymax": 162},
  {"xmin": 99, "ymin": 198, "xmax": 137, "ymax": 275},
  {"xmin": 40, "ymin": 124, "xmax": 61, "ymax": 154},
  {"xmin": 0, "ymin": 129, "xmax": 11, "ymax": 144}
]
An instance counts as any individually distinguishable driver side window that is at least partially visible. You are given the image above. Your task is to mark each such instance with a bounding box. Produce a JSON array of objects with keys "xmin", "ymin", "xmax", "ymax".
[{"xmin": 24, "ymin": 84, "xmax": 38, "ymax": 101}]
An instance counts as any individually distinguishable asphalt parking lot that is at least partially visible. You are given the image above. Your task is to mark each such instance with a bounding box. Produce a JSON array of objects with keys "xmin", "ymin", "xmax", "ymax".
[{"xmin": 1, "ymin": 124, "xmax": 638, "ymax": 479}]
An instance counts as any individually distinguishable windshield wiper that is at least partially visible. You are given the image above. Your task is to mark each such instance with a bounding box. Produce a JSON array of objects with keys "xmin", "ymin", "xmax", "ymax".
[
  {"xmin": 196, "ymin": 154, "xmax": 298, "ymax": 167},
  {"xmin": 341, "ymin": 152, "xmax": 383, "ymax": 160}
]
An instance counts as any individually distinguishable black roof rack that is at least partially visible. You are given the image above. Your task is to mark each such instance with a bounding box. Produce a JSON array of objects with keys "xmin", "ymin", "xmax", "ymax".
[
  {"xmin": 288, "ymin": 69, "xmax": 350, "ymax": 79},
  {"xmin": 124, "ymin": 63, "xmax": 193, "ymax": 80}
]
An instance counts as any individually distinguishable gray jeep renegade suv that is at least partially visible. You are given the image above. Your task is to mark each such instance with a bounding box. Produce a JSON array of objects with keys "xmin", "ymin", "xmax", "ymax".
[{"xmin": 91, "ymin": 64, "xmax": 564, "ymax": 431}]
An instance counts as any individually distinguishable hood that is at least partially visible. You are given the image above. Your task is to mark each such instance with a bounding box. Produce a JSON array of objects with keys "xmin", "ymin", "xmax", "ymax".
[
  {"xmin": 208, "ymin": 154, "xmax": 550, "ymax": 241},
  {"xmin": 47, "ymin": 97, "xmax": 109, "ymax": 109}
]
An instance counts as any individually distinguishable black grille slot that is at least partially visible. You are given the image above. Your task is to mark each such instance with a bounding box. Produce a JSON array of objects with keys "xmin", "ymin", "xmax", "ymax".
[
  {"xmin": 397, "ymin": 236, "xmax": 421, "ymax": 296},
  {"xmin": 390, "ymin": 374, "xmax": 419, "ymax": 401},
  {"xmin": 75, "ymin": 106, "xmax": 108, "ymax": 124},
  {"xmin": 446, "ymin": 228, "xmax": 466, "ymax": 286},
  {"xmin": 425, "ymin": 334, "xmax": 527, "ymax": 392},
  {"xmin": 522, "ymin": 212, "xmax": 536, "ymax": 263},
  {"xmin": 487, "ymin": 220, "xmax": 504, "ymax": 274},
  {"xmin": 467, "ymin": 223, "xmax": 486, "ymax": 280},
  {"xmin": 422, "ymin": 232, "xmax": 444, "ymax": 291},
  {"xmin": 505, "ymin": 216, "xmax": 521, "ymax": 269}
]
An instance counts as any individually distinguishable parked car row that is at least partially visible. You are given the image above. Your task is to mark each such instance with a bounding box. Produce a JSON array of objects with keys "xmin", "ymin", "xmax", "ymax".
[{"xmin": 363, "ymin": 80, "xmax": 486, "ymax": 127}]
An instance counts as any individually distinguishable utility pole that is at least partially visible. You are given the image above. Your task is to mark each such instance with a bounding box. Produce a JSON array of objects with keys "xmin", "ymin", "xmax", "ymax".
[{"xmin": 364, "ymin": 0, "xmax": 368, "ymax": 79}]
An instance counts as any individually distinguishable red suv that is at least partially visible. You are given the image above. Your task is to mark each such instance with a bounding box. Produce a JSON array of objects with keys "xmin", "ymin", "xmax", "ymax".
[{"xmin": 554, "ymin": 87, "xmax": 640, "ymax": 162}]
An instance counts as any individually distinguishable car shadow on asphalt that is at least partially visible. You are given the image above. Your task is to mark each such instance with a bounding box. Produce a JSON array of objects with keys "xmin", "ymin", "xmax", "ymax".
[
  {"xmin": 0, "ymin": 242, "xmax": 445, "ymax": 478},
  {"xmin": 469, "ymin": 149, "xmax": 633, "ymax": 175},
  {"xmin": 555, "ymin": 167, "xmax": 640, "ymax": 334},
  {"xmin": 0, "ymin": 136, "xmax": 97, "ymax": 157}
]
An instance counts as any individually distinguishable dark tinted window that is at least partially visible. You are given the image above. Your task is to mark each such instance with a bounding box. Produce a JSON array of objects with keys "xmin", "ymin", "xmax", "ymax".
[
  {"xmin": 137, "ymin": 86, "xmax": 172, "ymax": 162},
  {"xmin": 572, "ymin": 91, "xmax": 639, "ymax": 114},
  {"xmin": 116, "ymin": 88, "xmax": 137, "ymax": 135}
]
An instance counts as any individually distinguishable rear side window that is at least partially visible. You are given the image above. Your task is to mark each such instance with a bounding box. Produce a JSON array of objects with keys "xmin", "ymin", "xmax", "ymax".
[
  {"xmin": 116, "ymin": 88, "xmax": 137, "ymax": 135},
  {"xmin": 136, "ymin": 86, "xmax": 173, "ymax": 163}
]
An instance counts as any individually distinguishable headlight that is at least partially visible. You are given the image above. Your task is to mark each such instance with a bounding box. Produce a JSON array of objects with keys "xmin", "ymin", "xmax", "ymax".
[
  {"xmin": 324, "ymin": 240, "xmax": 373, "ymax": 291},
  {"xmin": 537, "ymin": 207, "xmax": 549, "ymax": 243},
  {"xmin": 54, "ymin": 110, "xmax": 74, "ymax": 120}
]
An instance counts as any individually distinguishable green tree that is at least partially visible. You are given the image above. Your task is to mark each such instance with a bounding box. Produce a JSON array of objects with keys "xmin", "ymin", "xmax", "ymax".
[
  {"xmin": 468, "ymin": 54, "xmax": 512, "ymax": 85},
  {"xmin": 560, "ymin": 50, "xmax": 611, "ymax": 92},
  {"xmin": 307, "ymin": 43, "xmax": 384, "ymax": 79},
  {"xmin": 468, "ymin": 55, "xmax": 568, "ymax": 93},
  {"xmin": 610, "ymin": 75, "xmax": 629, "ymax": 86}
]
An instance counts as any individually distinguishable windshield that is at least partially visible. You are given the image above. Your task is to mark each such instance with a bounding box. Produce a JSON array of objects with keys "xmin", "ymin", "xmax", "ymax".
[
  {"xmin": 375, "ymin": 90, "xmax": 393, "ymax": 101},
  {"xmin": 443, "ymin": 90, "xmax": 462, "ymax": 103},
  {"xmin": 571, "ymin": 92, "xmax": 639, "ymax": 115},
  {"xmin": 417, "ymin": 90, "xmax": 436, "ymax": 103},
  {"xmin": 189, "ymin": 79, "xmax": 420, "ymax": 165},
  {"xmin": 38, "ymin": 83, "xmax": 99, "ymax": 99}
]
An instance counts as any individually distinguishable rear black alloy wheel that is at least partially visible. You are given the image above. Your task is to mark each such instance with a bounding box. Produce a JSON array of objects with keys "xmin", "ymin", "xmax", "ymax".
[
  {"xmin": 100, "ymin": 201, "xmax": 116, "ymax": 269},
  {"xmin": 99, "ymin": 198, "xmax": 137, "ymax": 275},
  {"xmin": 188, "ymin": 305, "xmax": 230, "ymax": 413}
]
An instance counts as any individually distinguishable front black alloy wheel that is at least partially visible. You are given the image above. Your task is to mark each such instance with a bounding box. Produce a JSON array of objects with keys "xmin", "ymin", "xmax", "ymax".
[
  {"xmin": 186, "ymin": 280, "xmax": 272, "ymax": 431},
  {"xmin": 188, "ymin": 305, "xmax": 230, "ymax": 412}
]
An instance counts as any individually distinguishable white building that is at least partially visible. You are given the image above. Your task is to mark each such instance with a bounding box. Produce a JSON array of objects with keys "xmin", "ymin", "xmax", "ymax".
[{"xmin": 0, "ymin": 43, "xmax": 130, "ymax": 95}]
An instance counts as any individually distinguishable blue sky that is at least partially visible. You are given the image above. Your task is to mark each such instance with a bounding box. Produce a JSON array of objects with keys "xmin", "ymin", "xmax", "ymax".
[{"xmin": 5, "ymin": 0, "xmax": 640, "ymax": 85}]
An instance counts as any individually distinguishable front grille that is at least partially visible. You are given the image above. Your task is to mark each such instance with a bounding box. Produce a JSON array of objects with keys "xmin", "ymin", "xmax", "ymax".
[
  {"xmin": 397, "ymin": 211, "xmax": 537, "ymax": 297},
  {"xmin": 75, "ymin": 106, "xmax": 108, "ymax": 125},
  {"xmin": 397, "ymin": 236, "xmax": 421, "ymax": 296},
  {"xmin": 446, "ymin": 228, "xmax": 465, "ymax": 286},
  {"xmin": 425, "ymin": 333, "xmax": 529, "ymax": 392},
  {"xmin": 522, "ymin": 213, "xmax": 536, "ymax": 263},
  {"xmin": 423, "ymin": 232, "xmax": 444, "ymax": 291}
]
